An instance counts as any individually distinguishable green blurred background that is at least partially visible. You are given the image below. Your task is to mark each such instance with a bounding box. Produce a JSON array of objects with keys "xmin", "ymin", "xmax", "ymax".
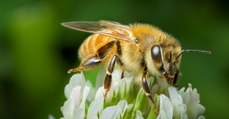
[{"xmin": 0, "ymin": 0, "xmax": 229, "ymax": 118}]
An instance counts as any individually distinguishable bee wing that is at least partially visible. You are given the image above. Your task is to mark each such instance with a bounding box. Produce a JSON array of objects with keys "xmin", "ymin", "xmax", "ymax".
[{"xmin": 61, "ymin": 20, "xmax": 136, "ymax": 42}]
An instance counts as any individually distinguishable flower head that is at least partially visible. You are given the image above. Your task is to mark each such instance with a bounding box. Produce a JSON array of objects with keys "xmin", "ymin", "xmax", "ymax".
[{"xmin": 60, "ymin": 69, "xmax": 205, "ymax": 119}]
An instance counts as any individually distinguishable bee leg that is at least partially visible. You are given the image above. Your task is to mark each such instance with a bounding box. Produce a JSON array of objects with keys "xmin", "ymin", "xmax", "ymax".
[
  {"xmin": 115, "ymin": 54, "xmax": 125, "ymax": 79},
  {"xmin": 142, "ymin": 68, "xmax": 153, "ymax": 102},
  {"xmin": 172, "ymin": 71, "xmax": 179, "ymax": 88},
  {"xmin": 68, "ymin": 56, "xmax": 101, "ymax": 73},
  {"xmin": 121, "ymin": 70, "xmax": 125, "ymax": 79},
  {"xmin": 142, "ymin": 68, "xmax": 159, "ymax": 114},
  {"xmin": 142, "ymin": 77, "xmax": 153, "ymax": 102},
  {"xmin": 103, "ymin": 55, "xmax": 118, "ymax": 100},
  {"xmin": 68, "ymin": 40, "xmax": 117, "ymax": 73}
]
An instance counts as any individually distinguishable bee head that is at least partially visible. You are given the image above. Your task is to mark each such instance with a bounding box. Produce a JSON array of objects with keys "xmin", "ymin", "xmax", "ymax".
[
  {"xmin": 149, "ymin": 44, "xmax": 211, "ymax": 84},
  {"xmin": 150, "ymin": 45, "xmax": 181, "ymax": 84}
]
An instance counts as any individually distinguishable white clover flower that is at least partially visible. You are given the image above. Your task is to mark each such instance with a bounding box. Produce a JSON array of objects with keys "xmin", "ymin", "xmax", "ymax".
[
  {"xmin": 178, "ymin": 84, "xmax": 206, "ymax": 119},
  {"xmin": 60, "ymin": 69, "xmax": 205, "ymax": 119},
  {"xmin": 156, "ymin": 85, "xmax": 205, "ymax": 119}
]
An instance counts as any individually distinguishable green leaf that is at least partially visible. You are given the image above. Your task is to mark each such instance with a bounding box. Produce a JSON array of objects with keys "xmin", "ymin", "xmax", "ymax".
[
  {"xmin": 147, "ymin": 104, "xmax": 157, "ymax": 119},
  {"xmin": 134, "ymin": 88, "xmax": 145, "ymax": 110}
]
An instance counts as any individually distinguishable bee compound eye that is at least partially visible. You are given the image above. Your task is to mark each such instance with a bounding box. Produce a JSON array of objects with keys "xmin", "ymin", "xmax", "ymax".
[
  {"xmin": 153, "ymin": 46, "xmax": 160, "ymax": 55},
  {"xmin": 151, "ymin": 45, "xmax": 162, "ymax": 62}
]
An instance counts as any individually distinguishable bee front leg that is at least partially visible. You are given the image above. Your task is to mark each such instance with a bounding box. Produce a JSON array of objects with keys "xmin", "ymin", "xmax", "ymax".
[
  {"xmin": 142, "ymin": 67, "xmax": 153, "ymax": 102},
  {"xmin": 103, "ymin": 55, "xmax": 118, "ymax": 100},
  {"xmin": 172, "ymin": 71, "xmax": 179, "ymax": 88}
]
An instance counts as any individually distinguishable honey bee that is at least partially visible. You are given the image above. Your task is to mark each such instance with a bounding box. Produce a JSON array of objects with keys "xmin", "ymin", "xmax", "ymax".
[{"xmin": 61, "ymin": 20, "xmax": 211, "ymax": 100}]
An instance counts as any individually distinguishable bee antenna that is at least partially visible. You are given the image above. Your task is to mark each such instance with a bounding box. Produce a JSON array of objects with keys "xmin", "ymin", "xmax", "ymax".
[{"xmin": 176, "ymin": 49, "xmax": 211, "ymax": 59}]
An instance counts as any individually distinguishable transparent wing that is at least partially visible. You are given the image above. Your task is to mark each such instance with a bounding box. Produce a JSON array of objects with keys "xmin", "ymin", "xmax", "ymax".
[{"xmin": 61, "ymin": 20, "xmax": 136, "ymax": 42}]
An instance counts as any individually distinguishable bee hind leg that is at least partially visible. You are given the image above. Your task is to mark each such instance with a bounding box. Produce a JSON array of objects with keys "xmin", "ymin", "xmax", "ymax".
[
  {"xmin": 68, "ymin": 40, "xmax": 118, "ymax": 74},
  {"xmin": 68, "ymin": 56, "xmax": 102, "ymax": 73}
]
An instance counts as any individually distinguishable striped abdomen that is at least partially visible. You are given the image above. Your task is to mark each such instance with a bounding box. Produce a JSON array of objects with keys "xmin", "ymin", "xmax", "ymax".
[{"xmin": 78, "ymin": 34, "xmax": 116, "ymax": 61}]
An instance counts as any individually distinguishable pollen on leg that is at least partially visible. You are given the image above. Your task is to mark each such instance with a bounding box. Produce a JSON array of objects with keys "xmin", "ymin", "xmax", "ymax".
[{"xmin": 67, "ymin": 67, "xmax": 83, "ymax": 73}]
